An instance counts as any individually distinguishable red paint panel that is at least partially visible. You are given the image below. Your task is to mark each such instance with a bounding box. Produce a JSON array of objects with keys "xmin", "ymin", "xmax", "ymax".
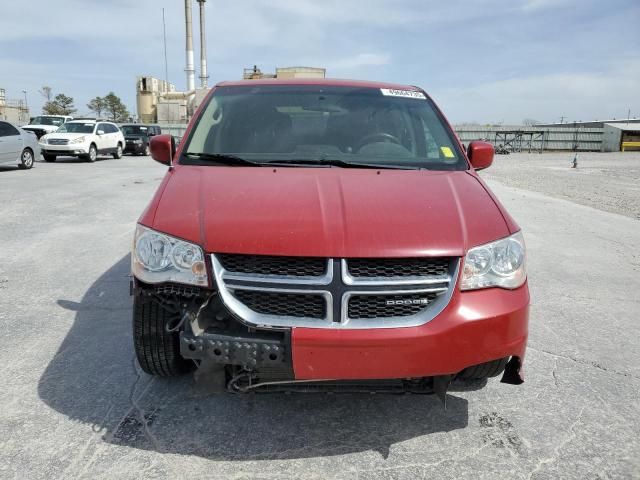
[
  {"xmin": 291, "ymin": 284, "xmax": 529, "ymax": 380},
  {"xmin": 150, "ymin": 167, "xmax": 511, "ymax": 257}
]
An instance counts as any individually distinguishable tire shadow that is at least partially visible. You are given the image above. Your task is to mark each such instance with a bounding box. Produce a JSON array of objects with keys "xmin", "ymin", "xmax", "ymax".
[{"xmin": 39, "ymin": 255, "xmax": 470, "ymax": 460}]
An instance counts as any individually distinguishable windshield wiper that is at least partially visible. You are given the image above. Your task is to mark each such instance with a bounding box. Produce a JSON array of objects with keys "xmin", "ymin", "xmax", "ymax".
[
  {"xmin": 266, "ymin": 158, "xmax": 421, "ymax": 170},
  {"xmin": 183, "ymin": 152, "xmax": 264, "ymax": 167}
]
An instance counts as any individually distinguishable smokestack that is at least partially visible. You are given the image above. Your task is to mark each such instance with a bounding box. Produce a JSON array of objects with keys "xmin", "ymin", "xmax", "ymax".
[
  {"xmin": 184, "ymin": 0, "xmax": 196, "ymax": 92},
  {"xmin": 197, "ymin": 0, "xmax": 209, "ymax": 88}
]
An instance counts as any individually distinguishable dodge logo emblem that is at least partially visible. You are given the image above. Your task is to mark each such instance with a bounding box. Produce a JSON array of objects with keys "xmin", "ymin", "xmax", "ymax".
[{"xmin": 386, "ymin": 298, "xmax": 429, "ymax": 306}]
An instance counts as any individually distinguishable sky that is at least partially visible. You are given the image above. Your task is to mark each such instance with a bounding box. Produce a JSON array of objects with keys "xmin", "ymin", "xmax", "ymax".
[{"xmin": 1, "ymin": 0, "xmax": 639, "ymax": 124}]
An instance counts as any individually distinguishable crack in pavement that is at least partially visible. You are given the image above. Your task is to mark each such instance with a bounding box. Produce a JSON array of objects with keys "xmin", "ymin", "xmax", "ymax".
[
  {"xmin": 526, "ymin": 406, "xmax": 586, "ymax": 480},
  {"xmin": 527, "ymin": 346, "xmax": 640, "ymax": 381},
  {"xmin": 104, "ymin": 356, "xmax": 161, "ymax": 452}
]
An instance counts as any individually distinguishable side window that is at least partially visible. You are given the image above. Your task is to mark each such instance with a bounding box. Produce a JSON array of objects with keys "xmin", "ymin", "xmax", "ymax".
[
  {"xmin": 97, "ymin": 123, "xmax": 108, "ymax": 134},
  {"xmin": 0, "ymin": 121, "xmax": 20, "ymax": 137}
]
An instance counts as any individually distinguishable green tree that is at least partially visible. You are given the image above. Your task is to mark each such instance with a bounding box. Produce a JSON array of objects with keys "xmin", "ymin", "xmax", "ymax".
[
  {"xmin": 103, "ymin": 92, "xmax": 129, "ymax": 122},
  {"xmin": 87, "ymin": 96, "xmax": 106, "ymax": 118},
  {"xmin": 43, "ymin": 93, "xmax": 77, "ymax": 115}
]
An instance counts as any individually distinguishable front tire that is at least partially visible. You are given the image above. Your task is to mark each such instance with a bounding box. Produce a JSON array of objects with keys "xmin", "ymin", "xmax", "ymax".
[
  {"xmin": 113, "ymin": 143, "xmax": 123, "ymax": 159},
  {"xmin": 18, "ymin": 148, "xmax": 34, "ymax": 169},
  {"xmin": 457, "ymin": 358, "xmax": 508, "ymax": 380},
  {"xmin": 84, "ymin": 144, "xmax": 98, "ymax": 162},
  {"xmin": 133, "ymin": 295, "xmax": 193, "ymax": 376}
]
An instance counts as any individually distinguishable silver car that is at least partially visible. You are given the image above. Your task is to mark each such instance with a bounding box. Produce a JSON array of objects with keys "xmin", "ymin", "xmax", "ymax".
[{"xmin": 0, "ymin": 120, "xmax": 40, "ymax": 170}]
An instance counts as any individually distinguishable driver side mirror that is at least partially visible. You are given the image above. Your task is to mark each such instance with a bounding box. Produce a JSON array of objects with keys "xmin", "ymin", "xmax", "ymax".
[
  {"xmin": 150, "ymin": 134, "xmax": 175, "ymax": 166},
  {"xmin": 467, "ymin": 141, "xmax": 494, "ymax": 170}
]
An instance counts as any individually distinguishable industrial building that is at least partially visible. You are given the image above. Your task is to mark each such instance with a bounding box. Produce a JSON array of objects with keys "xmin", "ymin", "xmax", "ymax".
[
  {"xmin": 136, "ymin": 0, "xmax": 210, "ymax": 125},
  {"xmin": 243, "ymin": 66, "xmax": 326, "ymax": 80},
  {"xmin": 0, "ymin": 88, "xmax": 29, "ymax": 125},
  {"xmin": 602, "ymin": 123, "xmax": 640, "ymax": 152},
  {"xmin": 535, "ymin": 119, "xmax": 640, "ymax": 128}
]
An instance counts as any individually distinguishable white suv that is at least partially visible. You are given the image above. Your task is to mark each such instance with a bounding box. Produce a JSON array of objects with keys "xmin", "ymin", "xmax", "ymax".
[{"xmin": 40, "ymin": 120, "xmax": 125, "ymax": 162}]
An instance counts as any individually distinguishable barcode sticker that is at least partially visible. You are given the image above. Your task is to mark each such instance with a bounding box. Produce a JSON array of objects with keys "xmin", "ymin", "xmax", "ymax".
[{"xmin": 380, "ymin": 88, "xmax": 426, "ymax": 99}]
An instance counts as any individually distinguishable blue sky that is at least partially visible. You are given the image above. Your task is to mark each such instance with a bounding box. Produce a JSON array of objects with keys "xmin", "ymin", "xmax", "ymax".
[{"xmin": 1, "ymin": 0, "xmax": 638, "ymax": 124}]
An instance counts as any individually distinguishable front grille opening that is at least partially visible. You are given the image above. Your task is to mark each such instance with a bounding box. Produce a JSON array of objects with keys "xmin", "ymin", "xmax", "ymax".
[
  {"xmin": 347, "ymin": 257, "xmax": 450, "ymax": 278},
  {"xmin": 218, "ymin": 254, "xmax": 326, "ymax": 277},
  {"xmin": 348, "ymin": 292, "xmax": 440, "ymax": 319},
  {"xmin": 233, "ymin": 290, "xmax": 326, "ymax": 319}
]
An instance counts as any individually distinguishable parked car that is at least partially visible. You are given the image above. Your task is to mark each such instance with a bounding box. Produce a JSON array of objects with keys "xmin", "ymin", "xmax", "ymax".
[
  {"xmin": 21, "ymin": 115, "xmax": 73, "ymax": 139},
  {"xmin": 121, "ymin": 124, "xmax": 161, "ymax": 156},
  {"xmin": 0, "ymin": 120, "xmax": 39, "ymax": 170},
  {"xmin": 132, "ymin": 79, "xmax": 529, "ymax": 401},
  {"xmin": 40, "ymin": 120, "xmax": 125, "ymax": 162}
]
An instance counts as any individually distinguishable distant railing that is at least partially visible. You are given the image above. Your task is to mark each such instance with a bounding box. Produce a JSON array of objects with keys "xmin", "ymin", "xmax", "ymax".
[{"xmin": 454, "ymin": 126, "xmax": 603, "ymax": 152}]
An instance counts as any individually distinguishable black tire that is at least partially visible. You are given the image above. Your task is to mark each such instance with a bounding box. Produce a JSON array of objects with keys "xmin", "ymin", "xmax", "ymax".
[
  {"xmin": 113, "ymin": 143, "xmax": 123, "ymax": 159},
  {"xmin": 84, "ymin": 144, "xmax": 97, "ymax": 162},
  {"xmin": 133, "ymin": 295, "xmax": 193, "ymax": 376},
  {"xmin": 43, "ymin": 154, "xmax": 56, "ymax": 163},
  {"xmin": 457, "ymin": 357, "xmax": 508, "ymax": 380},
  {"xmin": 18, "ymin": 148, "xmax": 34, "ymax": 170}
]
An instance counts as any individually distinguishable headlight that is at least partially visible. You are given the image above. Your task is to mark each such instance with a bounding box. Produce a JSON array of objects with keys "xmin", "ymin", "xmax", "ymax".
[
  {"xmin": 133, "ymin": 139, "xmax": 143, "ymax": 144},
  {"xmin": 132, "ymin": 225, "xmax": 208, "ymax": 286},
  {"xmin": 40, "ymin": 137, "xmax": 48, "ymax": 144},
  {"xmin": 70, "ymin": 136, "xmax": 86, "ymax": 144},
  {"xmin": 461, "ymin": 231, "xmax": 526, "ymax": 290}
]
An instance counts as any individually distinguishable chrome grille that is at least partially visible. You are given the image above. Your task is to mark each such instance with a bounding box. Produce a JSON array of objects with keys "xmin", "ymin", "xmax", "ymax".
[
  {"xmin": 348, "ymin": 292, "xmax": 441, "ymax": 319},
  {"xmin": 212, "ymin": 254, "xmax": 458, "ymax": 329},
  {"xmin": 48, "ymin": 138, "xmax": 69, "ymax": 145},
  {"xmin": 217, "ymin": 254, "xmax": 327, "ymax": 277},
  {"xmin": 347, "ymin": 258, "xmax": 449, "ymax": 278},
  {"xmin": 233, "ymin": 290, "xmax": 326, "ymax": 318}
]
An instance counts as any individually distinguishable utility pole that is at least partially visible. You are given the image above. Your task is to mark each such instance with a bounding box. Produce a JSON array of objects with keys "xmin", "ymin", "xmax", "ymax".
[
  {"xmin": 162, "ymin": 8, "xmax": 169, "ymax": 92},
  {"xmin": 559, "ymin": 116, "xmax": 566, "ymax": 124}
]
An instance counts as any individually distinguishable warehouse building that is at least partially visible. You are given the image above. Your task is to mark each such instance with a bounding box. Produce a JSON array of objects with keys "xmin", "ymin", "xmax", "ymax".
[{"xmin": 602, "ymin": 123, "xmax": 640, "ymax": 152}]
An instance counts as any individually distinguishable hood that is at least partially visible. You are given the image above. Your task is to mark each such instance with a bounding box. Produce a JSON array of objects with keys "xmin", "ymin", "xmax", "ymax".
[
  {"xmin": 149, "ymin": 166, "xmax": 511, "ymax": 258},
  {"xmin": 45, "ymin": 132, "xmax": 91, "ymax": 140},
  {"xmin": 24, "ymin": 125, "xmax": 59, "ymax": 132}
]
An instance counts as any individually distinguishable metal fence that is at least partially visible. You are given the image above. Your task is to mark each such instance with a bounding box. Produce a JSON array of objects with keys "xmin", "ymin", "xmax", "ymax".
[
  {"xmin": 159, "ymin": 123, "xmax": 605, "ymax": 152},
  {"xmin": 454, "ymin": 126, "xmax": 603, "ymax": 152},
  {"xmin": 159, "ymin": 124, "xmax": 189, "ymax": 144}
]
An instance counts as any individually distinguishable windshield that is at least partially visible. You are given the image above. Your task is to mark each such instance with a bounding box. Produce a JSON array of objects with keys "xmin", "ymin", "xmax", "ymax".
[
  {"xmin": 57, "ymin": 123, "xmax": 95, "ymax": 134},
  {"xmin": 182, "ymin": 85, "xmax": 465, "ymax": 170},
  {"xmin": 30, "ymin": 116, "xmax": 65, "ymax": 126},
  {"xmin": 122, "ymin": 125, "xmax": 149, "ymax": 136}
]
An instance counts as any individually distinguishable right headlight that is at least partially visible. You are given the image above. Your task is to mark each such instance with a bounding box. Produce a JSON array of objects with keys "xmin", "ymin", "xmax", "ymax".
[
  {"xmin": 132, "ymin": 224, "xmax": 208, "ymax": 286},
  {"xmin": 461, "ymin": 231, "xmax": 526, "ymax": 290}
]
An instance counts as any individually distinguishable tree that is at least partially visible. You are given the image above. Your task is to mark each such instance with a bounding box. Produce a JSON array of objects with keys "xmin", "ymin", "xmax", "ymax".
[
  {"xmin": 103, "ymin": 92, "xmax": 130, "ymax": 122},
  {"xmin": 87, "ymin": 96, "xmax": 106, "ymax": 118},
  {"xmin": 39, "ymin": 86, "xmax": 53, "ymax": 102},
  {"xmin": 43, "ymin": 93, "xmax": 77, "ymax": 115},
  {"xmin": 522, "ymin": 118, "xmax": 540, "ymax": 127}
]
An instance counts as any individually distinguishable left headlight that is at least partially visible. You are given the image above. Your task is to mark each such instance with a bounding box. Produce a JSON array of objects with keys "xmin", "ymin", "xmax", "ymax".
[
  {"xmin": 132, "ymin": 224, "xmax": 208, "ymax": 286},
  {"xmin": 461, "ymin": 231, "xmax": 526, "ymax": 290}
]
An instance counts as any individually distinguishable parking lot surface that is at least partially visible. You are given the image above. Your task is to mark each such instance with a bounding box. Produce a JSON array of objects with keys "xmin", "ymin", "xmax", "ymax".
[{"xmin": 1, "ymin": 153, "xmax": 639, "ymax": 479}]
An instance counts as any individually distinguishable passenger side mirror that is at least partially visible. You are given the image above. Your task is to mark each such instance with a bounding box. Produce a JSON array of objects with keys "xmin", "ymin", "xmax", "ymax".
[
  {"xmin": 97, "ymin": 130, "xmax": 105, "ymax": 135},
  {"xmin": 150, "ymin": 134, "xmax": 175, "ymax": 166},
  {"xmin": 467, "ymin": 141, "xmax": 494, "ymax": 170}
]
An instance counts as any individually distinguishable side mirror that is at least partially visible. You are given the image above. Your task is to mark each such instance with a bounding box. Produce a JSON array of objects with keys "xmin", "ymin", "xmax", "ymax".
[
  {"xmin": 150, "ymin": 134, "xmax": 175, "ymax": 166},
  {"xmin": 97, "ymin": 130, "xmax": 105, "ymax": 135},
  {"xmin": 467, "ymin": 141, "xmax": 494, "ymax": 170}
]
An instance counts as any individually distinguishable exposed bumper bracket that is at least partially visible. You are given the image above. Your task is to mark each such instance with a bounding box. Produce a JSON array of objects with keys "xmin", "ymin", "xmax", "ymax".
[{"xmin": 180, "ymin": 331, "xmax": 290, "ymax": 370}]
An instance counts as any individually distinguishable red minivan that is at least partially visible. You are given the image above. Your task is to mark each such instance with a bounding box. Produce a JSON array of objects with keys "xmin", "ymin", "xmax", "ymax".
[{"xmin": 132, "ymin": 79, "xmax": 529, "ymax": 400}]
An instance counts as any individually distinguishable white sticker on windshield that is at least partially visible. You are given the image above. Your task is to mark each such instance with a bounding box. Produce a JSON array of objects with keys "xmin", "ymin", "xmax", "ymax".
[{"xmin": 380, "ymin": 88, "xmax": 426, "ymax": 99}]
